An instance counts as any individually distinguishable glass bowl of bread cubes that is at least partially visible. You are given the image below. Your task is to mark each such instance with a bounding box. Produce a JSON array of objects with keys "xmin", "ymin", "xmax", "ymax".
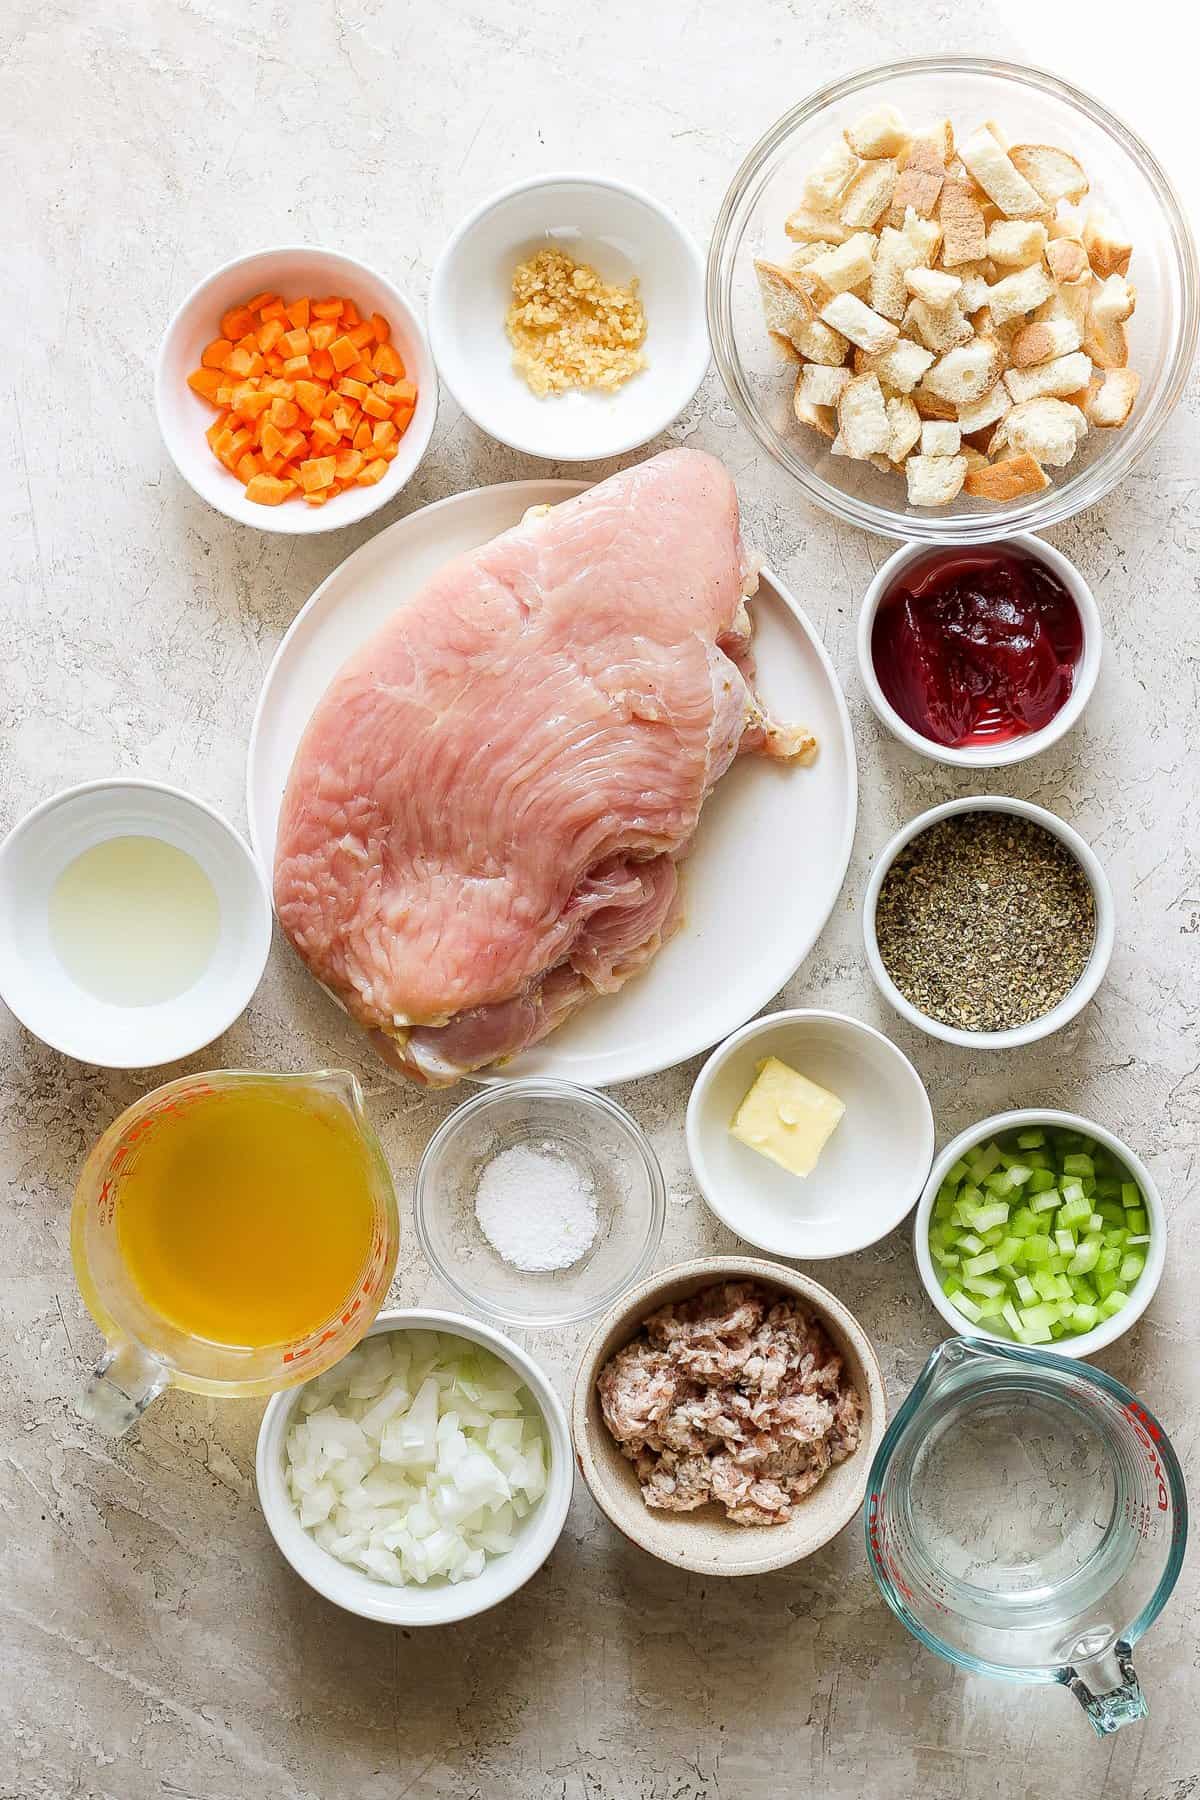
[{"xmin": 707, "ymin": 57, "xmax": 1198, "ymax": 541}]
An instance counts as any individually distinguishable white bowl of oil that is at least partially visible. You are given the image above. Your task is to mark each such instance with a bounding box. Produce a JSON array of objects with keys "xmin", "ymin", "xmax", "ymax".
[{"xmin": 0, "ymin": 778, "xmax": 271, "ymax": 1067}]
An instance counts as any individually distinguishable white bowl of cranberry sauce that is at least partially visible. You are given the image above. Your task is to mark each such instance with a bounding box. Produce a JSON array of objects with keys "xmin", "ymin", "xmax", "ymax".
[{"xmin": 857, "ymin": 534, "xmax": 1102, "ymax": 769}]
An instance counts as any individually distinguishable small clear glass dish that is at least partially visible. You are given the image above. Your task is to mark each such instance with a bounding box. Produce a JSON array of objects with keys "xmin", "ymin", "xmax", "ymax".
[
  {"xmin": 707, "ymin": 56, "xmax": 1199, "ymax": 542},
  {"xmin": 414, "ymin": 1078, "xmax": 666, "ymax": 1328}
]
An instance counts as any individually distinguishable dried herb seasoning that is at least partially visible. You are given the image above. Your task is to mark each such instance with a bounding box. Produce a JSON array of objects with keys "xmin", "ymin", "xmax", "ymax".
[{"xmin": 874, "ymin": 811, "xmax": 1096, "ymax": 1032}]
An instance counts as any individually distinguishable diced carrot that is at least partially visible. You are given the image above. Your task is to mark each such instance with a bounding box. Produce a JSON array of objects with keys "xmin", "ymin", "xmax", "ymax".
[
  {"xmin": 304, "ymin": 490, "xmax": 330, "ymax": 506},
  {"xmin": 335, "ymin": 448, "xmax": 365, "ymax": 479},
  {"xmin": 329, "ymin": 335, "xmax": 359, "ymax": 373},
  {"xmin": 369, "ymin": 312, "xmax": 390, "ymax": 345},
  {"xmin": 223, "ymin": 346, "xmax": 256, "ymax": 379},
  {"xmin": 353, "ymin": 420, "xmax": 373, "ymax": 450},
  {"xmin": 236, "ymin": 332, "xmax": 260, "ymax": 354},
  {"xmin": 270, "ymin": 397, "xmax": 300, "ymax": 428},
  {"xmin": 236, "ymin": 451, "xmax": 262, "ymax": 481},
  {"xmin": 245, "ymin": 291, "xmax": 277, "ymax": 314},
  {"xmin": 312, "ymin": 297, "xmax": 344, "ymax": 320},
  {"xmin": 256, "ymin": 317, "xmax": 286, "ymax": 353},
  {"xmin": 338, "ymin": 377, "xmax": 369, "ymax": 402},
  {"xmin": 356, "ymin": 457, "xmax": 387, "ymax": 486},
  {"xmin": 310, "ymin": 417, "xmax": 340, "ymax": 449},
  {"xmin": 286, "ymin": 296, "xmax": 311, "ymax": 330},
  {"xmin": 383, "ymin": 379, "xmax": 418, "ymax": 406},
  {"xmin": 216, "ymin": 384, "xmax": 235, "ymax": 407},
  {"xmin": 392, "ymin": 402, "xmax": 415, "ymax": 435},
  {"xmin": 308, "ymin": 321, "xmax": 336, "ymax": 351},
  {"xmin": 276, "ymin": 461, "xmax": 301, "ymax": 484},
  {"xmin": 262, "ymin": 378, "xmax": 294, "ymax": 399},
  {"xmin": 259, "ymin": 299, "xmax": 288, "ymax": 322},
  {"xmin": 362, "ymin": 391, "xmax": 392, "ymax": 420},
  {"xmin": 281, "ymin": 328, "xmax": 311, "ymax": 358},
  {"xmin": 381, "ymin": 441, "xmax": 399, "ymax": 460},
  {"xmin": 233, "ymin": 385, "xmax": 274, "ymax": 422},
  {"xmin": 281, "ymin": 428, "xmax": 308, "ymax": 459},
  {"xmin": 282, "ymin": 354, "xmax": 311, "ymax": 378},
  {"xmin": 187, "ymin": 367, "xmax": 224, "ymax": 400},
  {"xmin": 205, "ymin": 413, "xmax": 231, "ymax": 449},
  {"xmin": 260, "ymin": 419, "xmax": 286, "ymax": 459},
  {"xmin": 299, "ymin": 455, "xmax": 337, "ymax": 492},
  {"xmin": 340, "ymin": 300, "xmax": 361, "ymax": 327},
  {"xmin": 373, "ymin": 343, "xmax": 405, "ymax": 378},
  {"xmin": 348, "ymin": 322, "xmax": 375, "ymax": 351},
  {"xmin": 264, "ymin": 353, "xmax": 285, "ymax": 375},
  {"xmin": 245, "ymin": 473, "xmax": 296, "ymax": 506},
  {"xmin": 309, "ymin": 348, "xmax": 335, "ymax": 382},
  {"xmin": 221, "ymin": 305, "xmax": 256, "ymax": 341},
  {"xmin": 372, "ymin": 420, "xmax": 397, "ymax": 450},
  {"xmin": 293, "ymin": 379, "xmax": 325, "ymax": 419},
  {"xmin": 202, "ymin": 337, "xmax": 234, "ymax": 369},
  {"xmin": 331, "ymin": 405, "xmax": 357, "ymax": 434},
  {"xmin": 347, "ymin": 359, "xmax": 376, "ymax": 383}
]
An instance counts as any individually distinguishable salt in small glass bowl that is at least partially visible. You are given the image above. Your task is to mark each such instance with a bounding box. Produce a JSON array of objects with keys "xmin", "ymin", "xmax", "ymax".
[{"xmin": 414, "ymin": 1078, "xmax": 666, "ymax": 1328}]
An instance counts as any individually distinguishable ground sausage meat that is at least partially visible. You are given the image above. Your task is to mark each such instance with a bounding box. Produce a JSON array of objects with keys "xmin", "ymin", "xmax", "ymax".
[{"xmin": 597, "ymin": 1281, "xmax": 862, "ymax": 1526}]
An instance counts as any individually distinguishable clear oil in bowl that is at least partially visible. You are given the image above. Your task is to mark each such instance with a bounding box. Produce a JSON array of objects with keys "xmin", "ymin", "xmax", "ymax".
[{"xmin": 50, "ymin": 834, "xmax": 220, "ymax": 1005}]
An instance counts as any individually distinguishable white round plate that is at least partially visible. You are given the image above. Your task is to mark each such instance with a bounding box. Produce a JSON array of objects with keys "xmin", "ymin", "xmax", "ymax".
[{"xmin": 247, "ymin": 481, "xmax": 857, "ymax": 1087}]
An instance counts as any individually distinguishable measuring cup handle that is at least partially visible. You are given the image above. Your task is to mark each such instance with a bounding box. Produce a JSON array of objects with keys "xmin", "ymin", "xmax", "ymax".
[
  {"xmin": 77, "ymin": 1339, "xmax": 169, "ymax": 1437},
  {"xmin": 1063, "ymin": 1642, "xmax": 1149, "ymax": 1735}
]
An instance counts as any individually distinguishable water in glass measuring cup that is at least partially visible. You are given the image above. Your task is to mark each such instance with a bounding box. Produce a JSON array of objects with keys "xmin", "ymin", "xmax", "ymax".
[{"xmin": 866, "ymin": 1337, "xmax": 1186, "ymax": 1736}]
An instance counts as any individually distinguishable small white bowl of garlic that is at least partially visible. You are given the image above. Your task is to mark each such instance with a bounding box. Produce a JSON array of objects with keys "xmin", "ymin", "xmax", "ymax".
[{"xmin": 255, "ymin": 1310, "xmax": 572, "ymax": 1625}]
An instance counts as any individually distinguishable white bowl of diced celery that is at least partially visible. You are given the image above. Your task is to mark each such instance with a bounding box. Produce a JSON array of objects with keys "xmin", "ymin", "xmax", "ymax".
[{"xmin": 915, "ymin": 1110, "xmax": 1165, "ymax": 1358}]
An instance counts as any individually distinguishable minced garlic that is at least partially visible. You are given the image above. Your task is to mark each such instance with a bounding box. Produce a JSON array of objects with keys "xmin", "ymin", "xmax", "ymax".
[{"xmin": 506, "ymin": 248, "xmax": 647, "ymax": 397}]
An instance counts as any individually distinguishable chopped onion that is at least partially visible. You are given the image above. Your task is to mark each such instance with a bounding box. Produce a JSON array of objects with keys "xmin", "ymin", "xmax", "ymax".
[{"xmin": 285, "ymin": 1330, "xmax": 547, "ymax": 1587}]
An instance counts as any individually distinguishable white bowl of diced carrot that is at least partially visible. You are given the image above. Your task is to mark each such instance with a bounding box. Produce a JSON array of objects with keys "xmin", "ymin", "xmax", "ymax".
[{"xmin": 155, "ymin": 245, "xmax": 437, "ymax": 533}]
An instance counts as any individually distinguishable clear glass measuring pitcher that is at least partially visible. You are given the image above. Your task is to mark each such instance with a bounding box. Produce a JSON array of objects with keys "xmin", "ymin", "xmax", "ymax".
[
  {"xmin": 865, "ymin": 1337, "xmax": 1186, "ymax": 1735},
  {"xmin": 71, "ymin": 1069, "xmax": 400, "ymax": 1435}
]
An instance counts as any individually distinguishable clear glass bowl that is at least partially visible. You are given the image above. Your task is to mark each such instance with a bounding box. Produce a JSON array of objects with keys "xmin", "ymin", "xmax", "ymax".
[
  {"xmin": 414, "ymin": 1079, "xmax": 666, "ymax": 1328},
  {"xmin": 707, "ymin": 56, "xmax": 1198, "ymax": 542}
]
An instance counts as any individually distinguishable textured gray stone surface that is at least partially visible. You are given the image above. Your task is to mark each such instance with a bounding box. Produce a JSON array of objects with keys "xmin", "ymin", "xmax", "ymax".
[{"xmin": 2, "ymin": 3, "xmax": 1198, "ymax": 1797}]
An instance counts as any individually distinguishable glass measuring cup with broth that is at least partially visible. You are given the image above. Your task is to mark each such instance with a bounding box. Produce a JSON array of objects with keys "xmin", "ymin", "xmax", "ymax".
[{"xmin": 71, "ymin": 1070, "xmax": 399, "ymax": 1434}]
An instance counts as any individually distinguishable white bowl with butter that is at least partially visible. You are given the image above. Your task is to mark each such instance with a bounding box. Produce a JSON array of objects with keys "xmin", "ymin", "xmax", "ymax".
[
  {"xmin": 685, "ymin": 1010, "xmax": 935, "ymax": 1259},
  {"xmin": 0, "ymin": 778, "xmax": 271, "ymax": 1067}
]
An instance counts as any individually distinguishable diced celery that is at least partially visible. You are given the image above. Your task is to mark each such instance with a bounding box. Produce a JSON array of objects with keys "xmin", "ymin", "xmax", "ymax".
[
  {"xmin": 1119, "ymin": 1251, "xmax": 1145, "ymax": 1284},
  {"xmin": 1015, "ymin": 1275, "xmax": 1038, "ymax": 1306},
  {"xmin": 1121, "ymin": 1182, "xmax": 1141, "ymax": 1208},
  {"xmin": 963, "ymin": 1273, "xmax": 1006, "ymax": 1298},
  {"xmin": 1005, "ymin": 1162, "xmax": 1033, "ymax": 1188},
  {"xmin": 1009, "ymin": 1206, "xmax": 1038, "ymax": 1238},
  {"xmin": 1097, "ymin": 1200, "xmax": 1126, "ymax": 1225},
  {"xmin": 1067, "ymin": 1238, "xmax": 1101, "ymax": 1276},
  {"xmin": 963, "ymin": 1251, "xmax": 1000, "ymax": 1277},
  {"xmin": 993, "ymin": 1235, "xmax": 1022, "ymax": 1267},
  {"xmin": 1095, "ymin": 1176, "xmax": 1121, "ymax": 1202},
  {"xmin": 1097, "ymin": 1246, "xmax": 1122, "ymax": 1274},
  {"xmin": 931, "ymin": 1246, "xmax": 960, "ymax": 1269},
  {"xmin": 958, "ymin": 1232, "xmax": 984, "ymax": 1255},
  {"xmin": 972, "ymin": 1202, "xmax": 1011, "ymax": 1232},
  {"xmin": 1062, "ymin": 1178, "xmax": 1086, "ymax": 1206},
  {"xmin": 1020, "ymin": 1303, "xmax": 1057, "ymax": 1334},
  {"xmin": 1126, "ymin": 1234, "xmax": 1150, "ymax": 1245},
  {"xmin": 1126, "ymin": 1208, "xmax": 1148, "ymax": 1235},
  {"xmin": 1028, "ymin": 1168, "xmax": 1057, "ymax": 1193},
  {"xmin": 1069, "ymin": 1302, "xmax": 1099, "ymax": 1332},
  {"xmin": 1032, "ymin": 1270, "xmax": 1060, "ymax": 1302},
  {"xmin": 1001, "ymin": 1301, "xmax": 1023, "ymax": 1336},
  {"xmin": 1060, "ymin": 1193, "xmax": 1093, "ymax": 1228},
  {"xmin": 1102, "ymin": 1228, "xmax": 1127, "ymax": 1249},
  {"xmin": 969, "ymin": 1142, "xmax": 1002, "ymax": 1179},
  {"xmin": 1086, "ymin": 1214, "xmax": 1104, "ymax": 1234},
  {"xmin": 1047, "ymin": 1254, "xmax": 1070, "ymax": 1275},
  {"xmin": 1017, "ymin": 1129, "xmax": 1046, "ymax": 1149},
  {"xmin": 946, "ymin": 1158, "xmax": 970, "ymax": 1185},
  {"xmin": 1063, "ymin": 1152, "xmax": 1094, "ymax": 1178},
  {"xmin": 981, "ymin": 1225, "xmax": 1006, "ymax": 1248},
  {"xmin": 1031, "ymin": 1189, "xmax": 1061, "ymax": 1214},
  {"xmin": 1054, "ymin": 1228, "xmax": 1076, "ymax": 1256},
  {"xmin": 974, "ymin": 1289, "xmax": 1007, "ymax": 1317},
  {"xmin": 1095, "ymin": 1268, "xmax": 1120, "ymax": 1300},
  {"xmin": 1073, "ymin": 1276, "xmax": 1098, "ymax": 1304},
  {"xmin": 1098, "ymin": 1289, "xmax": 1129, "ymax": 1319},
  {"xmin": 1023, "ymin": 1235, "xmax": 1052, "ymax": 1266},
  {"xmin": 949, "ymin": 1291, "xmax": 984, "ymax": 1324}
]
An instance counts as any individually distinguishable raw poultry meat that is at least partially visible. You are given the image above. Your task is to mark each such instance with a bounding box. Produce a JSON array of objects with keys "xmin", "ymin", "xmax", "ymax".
[
  {"xmin": 598, "ymin": 1281, "xmax": 862, "ymax": 1526},
  {"xmin": 273, "ymin": 448, "xmax": 813, "ymax": 1084}
]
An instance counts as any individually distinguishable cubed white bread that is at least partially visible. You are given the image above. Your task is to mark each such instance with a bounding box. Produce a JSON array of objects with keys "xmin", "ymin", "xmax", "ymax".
[
  {"xmin": 985, "ymin": 262, "xmax": 1055, "ymax": 326},
  {"xmin": 797, "ymin": 362, "xmax": 853, "ymax": 407},
  {"xmin": 1082, "ymin": 205, "xmax": 1133, "ymax": 278},
  {"xmin": 904, "ymin": 297, "xmax": 974, "ymax": 353},
  {"xmin": 956, "ymin": 382, "xmax": 1013, "ymax": 434},
  {"xmin": 963, "ymin": 452, "xmax": 1051, "ymax": 499},
  {"xmin": 785, "ymin": 206, "xmax": 852, "ymax": 246},
  {"xmin": 960, "ymin": 445, "xmax": 990, "ymax": 473},
  {"xmin": 1004, "ymin": 350, "xmax": 1093, "ymax": 403},
  {"xmin": 1049, "ymin": 205, "xmax": 1086, "ymax": 242},
  {"xmin": 938, "ymin": 178, "xmax": 987, "ymax": 266},
  {"xmin": 803, "ymin": 141, "xmax": 861, "ymax": 211},
  {"xmin": 1008, "ymin": 145, "xmax": 1089, "ymax": 207},
  {"xmin": 888, "ymin": 165, "xmax": 943, "ymax": 227},
  {"xmin": 905, "ymin": 266, "xmax": 962, "ymax": 308},
  {"xmin": 768, "ymin": 330, "xmax": 802, "ymax": 362},
  {"xmin": 840, "ymin": 160, "xmax": 898, "ymax": 229},
  {"xmin": 793, "ymin": 317, "xmax": 850, "ymax": 365},
  {"xmin": 792, "ymin": 386, "xmax": 837, "ymax": 439},
  {"xmin": 1010, "ymin": 317, "xmax": 1083, "ymax": 367},
  {"xmin": 862, "ymin": 336, "xmax": 936, "ymax": 393},
  {"xmin": 985, "ymin": 219, "xmax": 1048, "ymax": 266},
  {"xmin": 806, "ymin": 232, "xmax": 877, "ymax": 296},
  {"xmin": 913, "ymin": 386, "xmax": 958, "ymax": 421},
  {"xmin": 885, "ymin": 393, "xmax": 922, "ymax": 462},
  {"xmin": 1085, "ymin": 367, "xmax": 1141, "ymax": 426},
  {"xmin": 955, "ymin": 261, "xmax": 994, "ymax": 313},
  {"xmin": 959, "ymin": 126, "xmax": 1047, "ymax": 218},
  {"xmin": 920, "ymin": 420, "xmax": 962, "ymax": 455},
  {"xmin": 1083, "ymin": 275, "xmax": 1134, "ymax": 368},
  {"xmin": 819, "ymin": 291, "xmax": 900, "ymax": 353},
  {"xmin": 1046, "ymin": 238, "xmax": 1091, "ymax": 285},
  {"xmin": 789, "ymin": 240, "xmax": 839, "ymax": 271},
  {"xmin": 905, "ymin": 453, "xmax": 968, "ymax": 505},
  {"xmin": 1091, "ymin": 273, "xmax": 1136, "ymax": 323},
  {"xmin": 836, "ymin": 372, "xmax": 891, "ymax": 457},
  {"xmin": 921, "ymin": 337, "xmax": 1006, "ymax": 405},
  {"xmin": 906, "ymin": 119, "xmax": 955, "ymax": 166},
  {"xmin": 845, "ymin": 104, "xmax": 910, "ymax": 159},
  {"xmin": 992, "ymin": 397, "xmax": 1087, "ymax": 466},
  {"xmin": 755, "ymin": 259, "xmax": 813, "ymax": 342},
  {"xmin": 1034, "ymin": 281, "xmax": 1091, "ymax": 336}
]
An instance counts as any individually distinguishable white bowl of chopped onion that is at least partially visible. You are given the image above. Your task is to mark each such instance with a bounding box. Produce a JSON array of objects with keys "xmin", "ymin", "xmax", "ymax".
[{"xmin": 255, "ymin": 1310, "xmax": 572, "ymax": 1624}]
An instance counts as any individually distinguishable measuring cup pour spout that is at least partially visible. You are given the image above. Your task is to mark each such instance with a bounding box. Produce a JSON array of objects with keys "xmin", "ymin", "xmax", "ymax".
[
  {"xmin": 79, "ymin": 1338, "xmax": 170, "ymax": 1438},
  {"xmin": 1063, "ymin": 1642, "xmax": 1148, "ymax": 1735}
]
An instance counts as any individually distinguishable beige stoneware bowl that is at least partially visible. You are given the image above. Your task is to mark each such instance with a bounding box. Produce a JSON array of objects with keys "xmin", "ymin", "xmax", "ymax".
[{"xmin": 571, "ymin": 1256, "xmax": 886, "ymax": 1576}]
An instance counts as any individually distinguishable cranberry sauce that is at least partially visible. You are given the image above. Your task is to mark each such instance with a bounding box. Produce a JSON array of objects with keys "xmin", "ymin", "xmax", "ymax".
[{"xmin": 871, "ymin": 546, "xmax": 1084, "ymax": 748}]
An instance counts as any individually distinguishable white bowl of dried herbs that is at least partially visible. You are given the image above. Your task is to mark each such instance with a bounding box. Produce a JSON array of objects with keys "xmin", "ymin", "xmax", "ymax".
[{"xmin": 863, "ymin": 795, "xmax": 1114, "ymax": 1049}]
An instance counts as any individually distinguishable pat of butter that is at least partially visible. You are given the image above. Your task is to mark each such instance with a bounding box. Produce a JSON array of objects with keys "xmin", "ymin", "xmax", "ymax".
[{"xmin": 729, "ymin": 1056, "xmax": 845, "ymax": 1178}]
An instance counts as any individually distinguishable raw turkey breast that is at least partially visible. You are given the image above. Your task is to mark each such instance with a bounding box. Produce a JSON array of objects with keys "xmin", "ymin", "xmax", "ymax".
[{"xmin": 274, "ymin": 448, "xmax": 812, "ymax": 1084}]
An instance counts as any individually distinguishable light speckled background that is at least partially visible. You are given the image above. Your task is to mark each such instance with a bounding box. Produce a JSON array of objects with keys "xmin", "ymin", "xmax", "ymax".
[{"xmin": 2, "ymin": 3, "xmax": 1198, "ymax": 1797}]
